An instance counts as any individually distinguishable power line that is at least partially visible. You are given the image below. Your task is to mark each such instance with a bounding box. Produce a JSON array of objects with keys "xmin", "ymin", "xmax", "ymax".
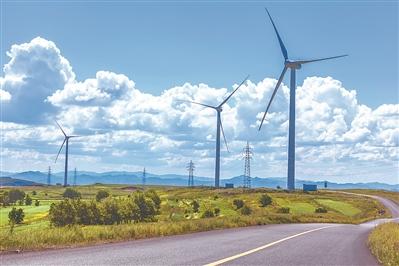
[
  {"xmin": 187, "ymin": 160, "xmax": 195, "ymax": 187},
  {"xmin": 243, "ymin": 141, "xmax": 253, "ymax": 189}
]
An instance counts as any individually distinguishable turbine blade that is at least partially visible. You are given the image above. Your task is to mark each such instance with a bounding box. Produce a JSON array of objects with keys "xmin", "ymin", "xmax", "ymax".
[
  {"xmin": 68, "ymin": 135, "xmax": 79, "ymax": 138},
  {"xmin": 177, "ymin": 100, "xmax": 217, "ymax": 109},
  {"xmin": 55, "ymin": 138, "xmax": 66, "ymax": 163},
  {"xmin": 219, "ymin": 119, "xmax": 229, "ymax": 153},
  {"xmin": 218, "ymin": 75, "xmax": 250, "ymax": 107},
  {"xmin": 296, "ymin": 54, "xmax": 348, "ymax": 64},
  {"xmin": 55, "ymin": 120, "xmax": 67, "ymax": 137},
  {"xmin": 258, "ymin": 66, "xmax": 288, "ymax": 131},
  {"xmin": 265, "ymin": 8, "xmax": 288, "ymax": 60}
]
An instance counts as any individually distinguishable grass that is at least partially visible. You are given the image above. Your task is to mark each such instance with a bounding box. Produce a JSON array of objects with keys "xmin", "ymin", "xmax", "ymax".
[
  {"xmin": 368, "ymin": 222, "xmax": 399, "ymax": 266},
  {"xmin": 346, "ymin": 189, "xmax": 399, "ymax": 205},
  {"xmin": 0, "ymin": 185, "xmax": 392, "ymax": 252}
]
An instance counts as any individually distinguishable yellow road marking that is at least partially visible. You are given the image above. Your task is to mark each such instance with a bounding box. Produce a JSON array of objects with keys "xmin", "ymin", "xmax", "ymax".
[{"xmin": 204, "ymin": 225, "xmax": 339, "ymax": 266}]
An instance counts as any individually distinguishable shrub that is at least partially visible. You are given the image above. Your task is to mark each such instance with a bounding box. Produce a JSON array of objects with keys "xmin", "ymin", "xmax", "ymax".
[
  {"xmin": 49, "ymin": 200, "xmax": 76, "ymax": 226},
  {"xmin": 145, "ymin": 190, "xmax": 161, "ymax": 211},
  {"xmin": 233, "ymin": 199, "xmax": 244, "ymax": 209},
  {"xmin": 278, "ymin": 207, "xmax": 290, "ymax": 213},
  {"xmin": 34, "ymin": 200, "xmax": 40, "ymax": 206},
  {"xmin": 63, "ymin": 188, "xmax": 81, "ymax": 199},
  {"xmin": 315, "ymin": 207, "xmax": 328, "ymax": 213},
  {"xmin": 0, "ymin": 191, "xmax": 10, "ymax": 206},
  {"xmin": 214, "ymin": 207, "xmax": 221, "ymax": 216},
  {"xmin": 25, "ymin": 195, "xmax": 33, "ymax": 206},
  {"xmin": 202, "ymin": 209, "xmax": 215, "ymax": 218},
  {"xmin": 8, "ymin": 207, "xmax": 24, "ymax": 233},
  {"xmin": 96, "ymin": 190, "xmax": 109, "ymax": 202},
  {"xmin": 134, "ymin": 192, "xmax": 157, "ymax": 222},
  {"xmin": 191, "ymin": 200, "xmax": 200, "ymax": 213},
  {"xmin": 259, "ymin": 194, "xmax": 272, "ymax": 207},
  {"xmin": 8, "ymin": 189, "xmax": 25, "ymax": 204},
  {"xmin": 276, "ymin": 185, "xmax": 281, "ymax": 189},
  {"xmin": 32, "ymin": 191, "xmax": 37, "ymax": 196},
  {"xmin": 240, "ymin": 205, "xmax": 252, "ymax": 215}
]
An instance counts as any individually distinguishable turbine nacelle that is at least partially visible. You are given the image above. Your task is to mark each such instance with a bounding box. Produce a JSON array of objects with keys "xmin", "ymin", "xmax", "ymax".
[{"xmin": 285, "ymin": 61, "xmax": 301, "ymax": 69}]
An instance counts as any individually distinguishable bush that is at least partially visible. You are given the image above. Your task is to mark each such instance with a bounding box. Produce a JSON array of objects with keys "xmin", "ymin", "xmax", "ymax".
[
  {"xmin": 191, "ymin": 200, "xmax": 200, "ymax": 213},
  {"xmin": 233, "ymin": 199, "xmax": 244, "ymax": 209},
  {"xmin": 145, "ymin": 190, "xmax": 161, "ymax": 212},
  {"xmin": 8, "ymin": 189, "xmax": 25, "ymax": 204},
  {"xmin": 240, "ymin": 205, "xmax": 252, "ymax": 215},
  {"xmin": 34, "ymin": 200, "xmax": 40, "ymax": 206},
  {"xmin": 96, "ymin": 190, "xmax": 109, "ymax": 202},
  {"xmin": 278, "ymin": 207, "xmax": 290, "ymax": 213},
  {"xmin": 63, "ymin": 188, "xmax": 81, "ymax": 199},
  {"xmin": 315, "ymin": 207, "xmax": 328, "ymax": 213},
  {"xmin": 32, "ymin": 191, "xmax": 37, "ymax": 196},
  {"xmin": 276, "ymin": 185, "xmax": 281, "ymax": 189},
  {"xmin": 0, "ymin": 191, "xmax": 10, "ymax": 206},
  {"xmin": 49, "ymin": 200, "xmax": 76, "ymax": 226},
  {"xmin": 259, "ymin": 194, "xmax": 272, "ymax": 207},
  {"xmin": 25, "ymin": 195, "xmax": 33, "ymax": 206},
  {"xmin": 214, "ymin": 207, "xmax": 220, "ymax": 216},
  {"xmin": 202, "ymin": 209, "xmax": 215, "ymax": 218}
]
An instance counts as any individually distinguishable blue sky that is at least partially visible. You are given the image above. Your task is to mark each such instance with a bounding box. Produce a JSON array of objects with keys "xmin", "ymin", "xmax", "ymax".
[{"xmin": 1, "ymin": 1, "xmax": 398, "ymax": 184}]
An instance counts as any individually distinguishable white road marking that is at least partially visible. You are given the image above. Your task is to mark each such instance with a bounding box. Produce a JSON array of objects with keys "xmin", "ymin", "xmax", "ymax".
[{"xmin": 204, "ymin": 225, "xmax": 339, "ymax": 266}]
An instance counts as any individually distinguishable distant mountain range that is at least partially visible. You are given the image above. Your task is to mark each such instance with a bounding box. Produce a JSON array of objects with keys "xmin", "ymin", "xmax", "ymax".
[{"xmin": 0, "ymin": 170, "xmax": 397, "ymax": 191}]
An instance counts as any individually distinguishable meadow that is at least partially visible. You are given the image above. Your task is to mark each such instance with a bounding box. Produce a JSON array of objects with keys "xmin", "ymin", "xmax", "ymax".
[{"xmin": 0, "ymin": 185, "xmax": 391, "ymax": 252}]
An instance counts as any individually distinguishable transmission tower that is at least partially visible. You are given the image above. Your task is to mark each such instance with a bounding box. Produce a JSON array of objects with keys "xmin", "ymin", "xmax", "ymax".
[
  {"xmin": 187, "ymin": 160, "xmax": 195, "ymax": 187},
  {"xmin": 243, "ymin": 141, "xmax": 253, "ymax": 188},
  {"xmin": 73, "ymin": 168, "xmax": 77, "ymax": 186},
  {"xmin": 47, "ymin": 166, "xmax": 51, "ymax": 186},
  {"xmin": 142, "ymin": 167, "xmax": 146, "ymax": 187}
]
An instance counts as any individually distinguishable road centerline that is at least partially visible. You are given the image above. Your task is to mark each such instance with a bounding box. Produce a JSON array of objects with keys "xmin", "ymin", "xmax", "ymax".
[{"xmin": 203, "ymin": 225, "xmax": 340, "ymax": 266}]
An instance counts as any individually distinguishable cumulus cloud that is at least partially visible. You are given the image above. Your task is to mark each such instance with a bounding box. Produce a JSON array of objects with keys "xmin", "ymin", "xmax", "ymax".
[
  {"xmin": 1, "ymin": 37, "xmax": 398, "ymax": 183},
  {"xmin": 1, "ymin": 37, "xmax": 75, "ymax": 123}
]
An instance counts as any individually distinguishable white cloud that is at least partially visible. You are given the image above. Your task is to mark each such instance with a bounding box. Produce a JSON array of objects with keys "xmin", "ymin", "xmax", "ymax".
[{"xmin": 1, "ymin": 37, "xmax": 398, "ymax": 184}]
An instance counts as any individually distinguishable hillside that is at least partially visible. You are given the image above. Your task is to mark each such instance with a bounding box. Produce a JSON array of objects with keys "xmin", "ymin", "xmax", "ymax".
[{"xmin": 0, "ymin": 176, "xmax": 43, "ymax": 187}]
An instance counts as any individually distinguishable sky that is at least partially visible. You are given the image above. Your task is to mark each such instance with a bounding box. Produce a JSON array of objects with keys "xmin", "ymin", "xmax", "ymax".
[{"xmin": 1, "ymin": 1, "xmax": 398, "ymax": 184}]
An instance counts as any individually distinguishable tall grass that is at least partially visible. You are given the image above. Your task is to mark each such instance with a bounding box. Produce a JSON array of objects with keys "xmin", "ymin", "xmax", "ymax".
[{"xmin": 368, "ymin": 222, "xmax": 399, "ymax": 266}]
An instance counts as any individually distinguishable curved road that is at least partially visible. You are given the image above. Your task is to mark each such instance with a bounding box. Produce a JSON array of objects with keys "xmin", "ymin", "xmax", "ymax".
[{"xmin": 1, "ymin": 194, "xmax": 398, "ymax": 266}]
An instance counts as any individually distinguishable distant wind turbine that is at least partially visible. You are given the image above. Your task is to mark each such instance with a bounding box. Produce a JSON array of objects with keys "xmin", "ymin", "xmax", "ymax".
[
  {"xmin": 182, "ymin": 75, "xmax": 249, "ymax": 188},
  {"xmin": 258, "ymin": 9, "xmax": 347, "ymax": 190},
  {"xmin": 55, "ymin": 121, "xmax": 79, "ymax": 187}
]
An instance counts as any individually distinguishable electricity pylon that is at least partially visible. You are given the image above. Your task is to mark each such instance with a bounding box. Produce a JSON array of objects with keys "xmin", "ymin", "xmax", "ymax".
[
  {"xmin": 243, "ymin": 141, "xmax": 253, "ymax": 189},
  {"xmin": 187, "ymin": 160, "xmax": 195, "ymax": 187}
]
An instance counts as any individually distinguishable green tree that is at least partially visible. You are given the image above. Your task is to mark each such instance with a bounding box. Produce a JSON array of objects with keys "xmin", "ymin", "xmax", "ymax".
[
  {"xmin": 8, "ymin": 189, "xmax": 25, "ymax": 204},
  {"xmin": 233, "ymin": 199, "xmax": 244, "ymax": 209},
  {"xmin": 62, "ymin": 188, "xmax": 81, "ymax": 199},
  {"xmin": 25, "ymin": 194, "xmax": 33, "ymax": 206},
  {"xmin": 145, "ymin": 190, "xmax": 161, "ymax": 212},
  {"xmin": 214, "ymin": 207, "xmax": 220, "ymax": 216},
  {"xmin": 49, "ymin": 200, "xmax": 76, "ymax": 226},
  {"xmin": 259, "ymin": 194, "xmax": 272, "ymax": 207},
  {"xmin": 34, "ymin": 200, "xmax": 40, "ymax": 206},
  {"xmin": 134, "ymin": 192, "xmax": 156, "ymax": 222},
  {"xmin": 100, "ymin": 198, "xmax": 122, "ymax": 225},
  {"xmin": 201, "ymin": 209, "xmax": 215, "ymax": 218},
  {"xmin": 0, "ymin": 191, "xmax": 10, "ymax": 206},
  {"xmin": 32, "ymin": 190, "xmax": 37, "ymax": 196},
  {"xmin": 191, "ymin": 200, "xmax": 200, "ymax": 213},
  {"xmin": 8, "ymin": 207, "xmax": 25, "ymax": 233},
  {"xmin": 96, "ymin": 190, "xmax": 110, "ymax": 202}
]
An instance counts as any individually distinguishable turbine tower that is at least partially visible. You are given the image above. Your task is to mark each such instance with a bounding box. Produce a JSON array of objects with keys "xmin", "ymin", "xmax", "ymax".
[
  {"xmin": 187, "ymin": 160, "xmax": 195, "ymax": 187},
  {"xmin": 55, "ymin": 121, "xmax": 78, "ymax": 187},
  {"xmin": 182, "ymin": 75, "xmax": 249, "ymax": 188},
  {"xmin": 258, "ymin": 9, "xmax": 347, "ymax": 190},
  {"xmin": 243, "ymin": 141, "xmax": 253, "ymax": 189}
]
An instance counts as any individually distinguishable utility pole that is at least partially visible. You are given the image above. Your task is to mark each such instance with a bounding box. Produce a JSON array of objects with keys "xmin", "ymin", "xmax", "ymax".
[
  {"xmin": 187, "ymin": 160, "xmax": 195, "ymax": 187},
  {"xmin": 73, "ymin": 168, "xmax": 77, "ymax": 186},
  {"xmin": 243, "ymin": 141, "xmax": 253, "ymax": 189},
  {"xmin": 47, "ymin": 166, "xmax": 51, "ymax": 186},
  {"xmin": 142, "ymin": 167, "xmax": 146, "ymax": 187}
]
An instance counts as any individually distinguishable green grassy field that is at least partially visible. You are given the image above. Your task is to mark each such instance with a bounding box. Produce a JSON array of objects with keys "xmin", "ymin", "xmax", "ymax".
[
  {"xmin": 0, "ymin": 185, "xmax": 392, "ymax": 252},
  {"xmin": 368, "ymin": 222, "xmax": 399, "ymax": 266}
]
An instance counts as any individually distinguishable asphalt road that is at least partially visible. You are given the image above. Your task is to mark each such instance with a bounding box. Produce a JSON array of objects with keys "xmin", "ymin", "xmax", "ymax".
[{"xmin": 1, "ymin": 194, "xmax": 398, "ymax": 266}]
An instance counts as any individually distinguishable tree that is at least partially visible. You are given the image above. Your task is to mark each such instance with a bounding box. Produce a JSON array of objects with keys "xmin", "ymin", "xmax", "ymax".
[
  {"xmin": 201, "ymin": 209, "xmax": 215, "ymax": 218},
  {"xmin": 32, "ymin": 191, "xmax": 37, "ymax": 196},
  {"xmin": 233, "ymin": 199, "xmax": 244, "ymax": 209},
  {"xmin": 25, "ymin": 195, "xmax": 33, "ymax": 206},
  {"xmin": 240, "ymin": 205, "xmax": 252, "ymax": 215},
  {"xmin": 191, "ymin": 200, "xmax": 200, "ymax": 213},
  {"xmin": 95, "ymin": 190, "xmax": 109, "ymax": 202},
  {"xmin": 8, "ymin": 189, "xmax": 25, "ymax": 204},
  {"xmin": 315, "ymin": 207, "xmax": 328, "ymax": 213},
  {"xmin": 214, "ymin": 207, "xmax": 220, "ymax": 216},
  {"xmin": 99, "ymin": 198, "xmax": 121, "ymax": 225},
  {"xmin": 134, "ymin": 192, "xmax": 156, "ymax": 222},
  {"xmin": 62, "ymin": 188, "xmax": 81, "ymax": 199},
  {"xmin": 35, "ymin": 200, "xmax": 40, "ymax": 206},
  {"xmin": 145, "ymin": 190, "xmax": 161, "ymax": 212},
  {"xmin": 8, "ymin": 207, "xmax": 25, "ymax": 233},
  {"xmin": 49, "ymin": 200, "xmax": 76, "ymax": 226},
  {"xmin": 259, "ymin": 194, "xmax": 272, "ymax": 207},
  {"xmin": 0, "ymin": 191, "xmax": 10, "ymax": 206}
]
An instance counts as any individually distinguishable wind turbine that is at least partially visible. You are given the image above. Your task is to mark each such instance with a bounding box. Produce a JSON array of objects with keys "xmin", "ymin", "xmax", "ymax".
[
  {"xmin": 258, "ymin": 9, "xmax": 347, "ymax": 190},
  {"xmin": 55, "ymin": 121, "xmax": 78, "ymax": 187},
  {"xmin": 183, "ymin": 75, "xmax": 249, "ymax": 188}
]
